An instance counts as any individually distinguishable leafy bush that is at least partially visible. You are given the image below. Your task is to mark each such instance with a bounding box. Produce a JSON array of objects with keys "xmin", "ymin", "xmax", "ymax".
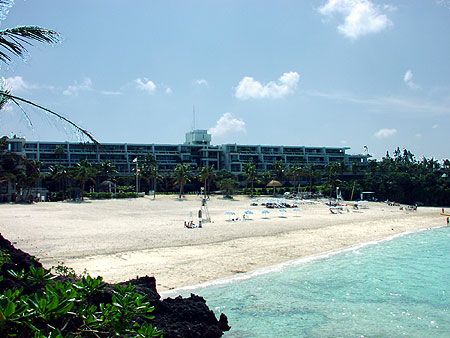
[
  {"xmin": 117, "ymin": 185, "xmax": 134, "ymax": 193},
  {"xmin": 0, "ymin": 267, "xmax": 163, "ymax": 337},
  {"xmin": 85, "ymin": 192, "xmax": 113, "ymax": 200},
  {"xmin": 114, "ymin": 192, "xmax": 139, "ymax": 199},
  {"xmin": 84, "ymin": 192, "xmax": 141, "ymax": 199}
]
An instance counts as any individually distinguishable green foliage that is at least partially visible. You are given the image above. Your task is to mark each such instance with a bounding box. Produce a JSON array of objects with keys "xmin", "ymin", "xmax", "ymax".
[
  {"xmin": 51, "ymin": 263, "xmax": 76, "ymax": 278},
  {"xmin": 117, "ymin": 185, "xmax": 135, "ymax": 193},
  {"xmin": 8, "ymin": 266, "xmax": 55, "ymax": 288},
  {"xmin": 0, "ymin": 249, "xmax": 11, "ymax": 267},
  {"xmin": 84, "ymin": 192, "xmax": 140, "ymax": 199},
  {"xmin": 357, "ymin": 149, "xmax": 450, "ymax": 205},
  {"xmin": 85, "ymin": 192, "xmax": 113, "ymax": 200},
  {"xmin": 218, "ymin": 178, "xmax": 238, "ymax": 198},
  {"xmin": 0, "ymin": 266, "xmax": 162, "ymax": 337},
  {"xmin": 114, "ymin": 192, "xmax": 139, "ymax": 199},
  {"xmin": 174, "ymin": 163, "xmax": 191, "ymax": 198}
]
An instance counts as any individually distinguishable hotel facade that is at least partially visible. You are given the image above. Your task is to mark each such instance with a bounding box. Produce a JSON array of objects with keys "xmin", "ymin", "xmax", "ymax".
[{"xmin": 6, "ymin": 130, "xmax": 369, "ymax": 175}]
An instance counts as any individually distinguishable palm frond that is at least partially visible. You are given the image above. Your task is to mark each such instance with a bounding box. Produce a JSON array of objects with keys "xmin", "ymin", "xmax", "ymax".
[
  {"xmin": 0, "ymin": 25, "xmax": 60, "ymax": 63},
  {"xmin": 0, "ymin": 86, "xmax": 10, "ymax": 109},
  {"xmin": 0, "ymin": 91, "xmax": 98, "ymax": 144}
]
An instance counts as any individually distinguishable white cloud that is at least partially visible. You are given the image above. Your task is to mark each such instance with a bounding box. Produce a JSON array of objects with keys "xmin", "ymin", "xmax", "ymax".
[
  {"xmin": 319, "ymin": 0, "xmax": 393, "ymax": 39},
  {"xmin": 305, "ymin": 90, "xmax": 450, "ymax": 116},
  {"xmin": 3, "ymin": 76, "xmax": 35, "ymax": 92},
  {"xmin": 374, "ymin": 128, "xmax": 397, "ymax": 139},
  {"xmin": 235, "ymin": 71, "xmax": 300, "ymax": 100},
  {"xmin": 437, "ymin": 0, "xmax": 450, "ymax": 9},
  {"xmin": 432, "ymin": 124, "xmax": 439, "ymax": 129},
  {"xmin": 415, "ymin": 133, "xmax": 422, "ymax": 138},
  {"xmin": 403, "ymin": 69, "xmax": 419, "ymax": 89},
  {"xmin": 165, "ymin": 87, "xmax": 173, "ymax": 94},
  {"xmin": 100, "ymin": 90, "xmax": 121, "ymax": 96},
  {"xmin": 135, "ymin": 78, "xmax": 157, "ymax": 94},
  {"xmin": 63, "ymin": 77, "xmax": 93, "ymax": 96},
  {"xmin": 209, "ymin": 113, "xmax": 246, "ymax": 137},
  {"xmin": 193, "ymin": 79, "xmax": 208, "ymax": 86}
]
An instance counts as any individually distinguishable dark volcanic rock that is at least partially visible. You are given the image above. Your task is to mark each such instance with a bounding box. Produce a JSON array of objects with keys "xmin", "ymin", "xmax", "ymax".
[
  {"xmin": 127, "ymin": 276, "xmax": 230, "ymax": 337},
  {"xmin": 0, "ymin": 233, "xmax": 43, "ymax": 292},
  {"xmin": 0, "ymin": 234, "xmax": 230, "ymax": 337}
]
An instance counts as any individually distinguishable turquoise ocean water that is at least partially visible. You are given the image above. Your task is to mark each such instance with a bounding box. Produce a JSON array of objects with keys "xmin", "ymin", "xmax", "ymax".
[{"xmin": 183, "ymin": 227, "xmax": 450, "ymax": 337}]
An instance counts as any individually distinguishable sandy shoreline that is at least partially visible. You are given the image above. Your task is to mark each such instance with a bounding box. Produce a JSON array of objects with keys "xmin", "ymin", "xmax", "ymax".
[{"xmin": 0, "ymin": 195, "xmax": 444, "ymax": 291}]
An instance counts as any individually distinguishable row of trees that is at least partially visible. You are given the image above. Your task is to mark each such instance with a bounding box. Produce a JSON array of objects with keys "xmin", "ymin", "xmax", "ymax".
[{"xmin": 1, "ymin": 145, "xmax": 449, "ymax": 205}]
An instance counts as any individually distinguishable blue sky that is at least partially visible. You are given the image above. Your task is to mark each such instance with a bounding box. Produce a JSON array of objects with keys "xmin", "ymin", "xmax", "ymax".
[{"xmin": 1, "ymin": 0, "xmax": 449, "ymax": 160}]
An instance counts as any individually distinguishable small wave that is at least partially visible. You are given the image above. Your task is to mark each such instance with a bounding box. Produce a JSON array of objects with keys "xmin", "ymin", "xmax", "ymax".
[{"xmin": 161, "ymin": 226, "xmax": 445, "ymax": 298}]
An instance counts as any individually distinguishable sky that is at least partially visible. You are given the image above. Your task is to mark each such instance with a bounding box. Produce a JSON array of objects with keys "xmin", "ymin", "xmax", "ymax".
[{"xmin": 0, "ymin": 0, "xmax": 449, "ymax": 160}]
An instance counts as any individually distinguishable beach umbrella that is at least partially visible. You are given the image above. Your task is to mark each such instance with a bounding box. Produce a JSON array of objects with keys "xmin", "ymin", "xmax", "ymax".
[
  {"xmin": 261, "ymin": 209, "xmax": 270, "ymax": 218},
  {"xmin": 224, "ymin": 210, "xmax": 235, "ymax": 221},
  {"xmin": 278, "ymin": 208, "xmax": 287, "ymax": 217},
  {"xmin": 243, "ymin": 209, "xmax": 254, "ymax": 220},
  {"xmin": 267, "ymin": 180, "xmax": 283, "ymax": 196}
]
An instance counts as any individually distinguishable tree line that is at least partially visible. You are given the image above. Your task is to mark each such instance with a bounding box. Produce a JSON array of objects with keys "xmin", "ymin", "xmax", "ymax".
[{"xmin": 1, "ymin": 141, "xmax": 448, "ymax": 206}]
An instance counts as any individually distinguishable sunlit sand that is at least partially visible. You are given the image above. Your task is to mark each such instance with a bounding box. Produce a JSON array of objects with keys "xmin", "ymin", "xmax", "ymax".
[{"xmin": 0, "ymin": 195, "xmax": 443, "ymax": 291}]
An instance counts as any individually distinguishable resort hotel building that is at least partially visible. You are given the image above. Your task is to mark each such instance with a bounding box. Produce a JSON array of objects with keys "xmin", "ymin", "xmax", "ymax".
[{"xmin": 5, "ymin": 130, "xmax": 369, "ymax": 175}]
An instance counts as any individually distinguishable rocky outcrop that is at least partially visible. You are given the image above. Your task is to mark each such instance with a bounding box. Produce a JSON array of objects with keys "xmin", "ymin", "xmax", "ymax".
[{"xmin": 0, "ymin": 234, "xmax": 230, "ymax": 337}]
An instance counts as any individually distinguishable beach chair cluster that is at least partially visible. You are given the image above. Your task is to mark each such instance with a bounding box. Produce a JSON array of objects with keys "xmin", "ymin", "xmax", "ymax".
[
  {"xmin": 262, "ymin": 201, "xmax": 298, "ymax": 209},
  {"xmin": 224, "ymin": 204, "xmax": 301, "ymax": 221}
]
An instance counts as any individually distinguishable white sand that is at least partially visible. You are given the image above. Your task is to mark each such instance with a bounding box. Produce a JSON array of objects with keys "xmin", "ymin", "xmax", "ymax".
[{"xmin": 0, "ymin": 195, "xmax": 444, "ymax": 291}]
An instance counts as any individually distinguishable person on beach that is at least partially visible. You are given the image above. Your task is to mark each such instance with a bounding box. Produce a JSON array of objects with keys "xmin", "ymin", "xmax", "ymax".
[{"xmin": 198, "ymin": 209, "xmax": 203, "ymax": 228}]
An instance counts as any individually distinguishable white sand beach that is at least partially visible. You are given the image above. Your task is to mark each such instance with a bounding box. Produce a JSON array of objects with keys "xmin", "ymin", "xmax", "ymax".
[{"xmin": 0, "ymin": 196, "xmax": 444, "ymax": 291}]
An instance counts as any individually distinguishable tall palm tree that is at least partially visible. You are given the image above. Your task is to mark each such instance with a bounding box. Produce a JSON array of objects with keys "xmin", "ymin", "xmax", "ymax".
[
  {"xmin": 273, "ymin": 160, "xmax": 285, "ymax": 182},
  {"xmin": 140, "ymin": 155, "xmax": 159, "ymax": 199},
  {"xmin": 71, "ymin": 160, "xmax": 97, "ymax": 200},
  {"xmin": 174, "ymin": 163, "xmax": 190, "ymax": 199},
  {"xmin": 243, "ymin": 162, "xmax": 257, "ymax": 197},
  {"xmin": 0, "ymin": 1, "xmax": 97, "ymax": 143},
  {"xmin": 288, "ymin": 165, "xmax": 303, "ymax": 195},
  {"xmin": 218, "ymin": 178, "xmax": 238, "ymax": 199},
  {"xmin": 304, "ymin": 164, "xmax": 316, "ymax": 194},
  {"xmin": 96, "ymin": 161, "xmax": 118, "ymax": 181},
  {"xmin": 326, "ymin": 162, "xmax": 341, "ymax": 199},
  {"xmin": 48, "ymin": 164, "xmax": 69, "ymax": 199},
  {"xmin": 199, "ymin": 165, "xmax": 214, "ymax": 197}
]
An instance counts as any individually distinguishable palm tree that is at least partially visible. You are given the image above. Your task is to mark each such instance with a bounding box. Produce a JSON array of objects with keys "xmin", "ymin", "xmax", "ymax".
[
  {"xmin": 288, "ymin": 165, "xmax": 303, "ymax": 195},
  {"xmin": 96, "ymin": 161, "xmax": 118, "ymax": 181},
  {"xmin": 326, "ymin": 162, "xmax": 341, "ymax": 199},
  {"xmin": 303, "ymin": 164, "xmax": 317, "ymax": 194},
  {"xmin": 48, "ymin": 164, "xmax": 69, "ymax": 199},
  {"xmin": 199, "ymin": 165, "xmax": 214, "ymax": 197},
  {"xmin": 0, "ymin": 1, "xmax": 97, "ymax": 143},
  {"xmin": 140, "ymin": 155, "xmax": 159, "ymax": 199},
  {"xmin": 243, "ymin": 162, "xmax": 257, "ymax": 197},
  {"xmin": 273, "ymin": 160, "xmax": 285, "ymax": 182},
  {"xmin": 218, "ymin": 178, "xmax": 238, "ymax": 199},
  {"xmin": 174, "ymin": 163, "xmax": 190, "ymax": 199},
  {"xmin": 71, "ymin": 160, "xmax": 97, "ymax": 200},
  {"xmin": 16, "ymin": 160, "xmax": 40, "ymax": 201}
]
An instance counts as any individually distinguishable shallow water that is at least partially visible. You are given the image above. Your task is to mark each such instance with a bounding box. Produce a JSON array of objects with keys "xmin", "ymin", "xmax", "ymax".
[{"xmin": 185, "ymin": 227, "xmax": 450, "ymax": 337}]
